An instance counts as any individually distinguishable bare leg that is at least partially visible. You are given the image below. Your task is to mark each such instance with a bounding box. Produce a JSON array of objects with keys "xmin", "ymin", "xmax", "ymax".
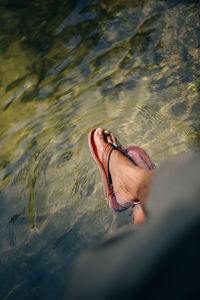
[{"xmin": 132, "ymin": 204, "xmax": 147, "ymax": 224}]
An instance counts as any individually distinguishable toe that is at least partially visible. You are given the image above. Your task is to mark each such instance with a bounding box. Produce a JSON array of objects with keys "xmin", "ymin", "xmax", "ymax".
[
  {"xmin": 94, "ymin": 128, "xmax": 105, "ymax": 143},
  {"xmin": 111, "ymin": 132, "xmax": 117, "ymax": 145},
  {"xmin": 93, "ymin": 128, "xmax": 107, "ymax": 161},
  {"xmin": 104, "ymin": 130, "xmax": 110, "ymax": 138},
  {"xmin": 107, "ymin": 136, "xmax": 113, "ymax": 144},
  {"xmin": 116, "ymin": 137, "xmax": 125, "ymax": 151},
  {"xmin": 105, "ymin": 131, "xmax": 113, "ymax": 144}
]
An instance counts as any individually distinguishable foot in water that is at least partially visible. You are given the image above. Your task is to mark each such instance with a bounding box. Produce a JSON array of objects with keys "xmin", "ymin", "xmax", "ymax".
[{"xmin": 93, "ymin": 128, "xmax": 155, "ymax": 214}]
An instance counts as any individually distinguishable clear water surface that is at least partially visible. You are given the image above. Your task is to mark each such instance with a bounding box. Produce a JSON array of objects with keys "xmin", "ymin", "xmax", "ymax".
[{"xmin": 0, "ymin": 0, "xmax": 199, "ymax": 299}]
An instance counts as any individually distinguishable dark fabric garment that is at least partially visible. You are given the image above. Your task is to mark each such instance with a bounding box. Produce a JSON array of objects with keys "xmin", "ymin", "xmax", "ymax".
[{"xmin": 66, "ymin": 152, "xmax": 200, "ymax": 300}]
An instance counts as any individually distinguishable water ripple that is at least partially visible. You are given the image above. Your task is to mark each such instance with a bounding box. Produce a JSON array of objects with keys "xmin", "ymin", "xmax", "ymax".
[{"xmin": 0, "ymin": 0, "xmax": 199, "ymax": 299}]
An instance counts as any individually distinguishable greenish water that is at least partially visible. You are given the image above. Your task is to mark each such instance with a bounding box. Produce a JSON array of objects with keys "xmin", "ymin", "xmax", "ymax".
[{"xmin": 0, "ymin": 0, "xmax": 199, "ymax": 299}]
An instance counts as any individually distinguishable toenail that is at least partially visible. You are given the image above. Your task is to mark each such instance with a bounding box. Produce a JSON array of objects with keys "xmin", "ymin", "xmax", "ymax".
[{"xmin": 97, "ymin": 128, "xmax": 102, "ymax": 135}]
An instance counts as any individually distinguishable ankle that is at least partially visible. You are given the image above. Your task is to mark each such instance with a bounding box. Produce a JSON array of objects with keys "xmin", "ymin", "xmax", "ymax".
[
  {"xmin": 137, "ymin": 169, "xmax": 155, "ymax": 210},
  {"xmin": 122, "ymin": 165, "xmax": 142, "ymax": 202}
]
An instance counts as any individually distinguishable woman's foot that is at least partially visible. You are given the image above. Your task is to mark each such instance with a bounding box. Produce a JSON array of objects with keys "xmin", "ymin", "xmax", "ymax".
[{"xmin": 93, "ymin": 128, "xmax": 155, "ymax": 211}]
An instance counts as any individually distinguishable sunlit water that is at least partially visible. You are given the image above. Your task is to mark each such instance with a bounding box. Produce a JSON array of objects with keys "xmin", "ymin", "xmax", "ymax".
[{"xmin": 0, "ymin": 0, "xmax": 199, "ymax": 299}]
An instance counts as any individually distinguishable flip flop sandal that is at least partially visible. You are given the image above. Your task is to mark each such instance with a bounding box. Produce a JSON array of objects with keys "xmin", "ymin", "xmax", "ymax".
[{"xmin": 88, "ymin": 128, "xmax": 155, "ymax": 211}]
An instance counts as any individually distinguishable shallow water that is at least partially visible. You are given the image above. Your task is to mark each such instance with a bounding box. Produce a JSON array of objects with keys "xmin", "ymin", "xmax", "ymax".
[{"xmin": 0, "ymin": 0, "xmax": 199, "ymax": 299}]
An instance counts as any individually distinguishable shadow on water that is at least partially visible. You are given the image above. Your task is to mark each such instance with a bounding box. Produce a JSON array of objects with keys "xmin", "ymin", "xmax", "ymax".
[{"xmin": 0, "ymin": 0, "xmax": 200, "ymax": 299}]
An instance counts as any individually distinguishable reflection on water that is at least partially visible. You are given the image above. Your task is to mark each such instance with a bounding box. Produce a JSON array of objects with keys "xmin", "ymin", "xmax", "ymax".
[{"xmin": 0, "ymin": 0, "xmax": 199, "ymax": 298}]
